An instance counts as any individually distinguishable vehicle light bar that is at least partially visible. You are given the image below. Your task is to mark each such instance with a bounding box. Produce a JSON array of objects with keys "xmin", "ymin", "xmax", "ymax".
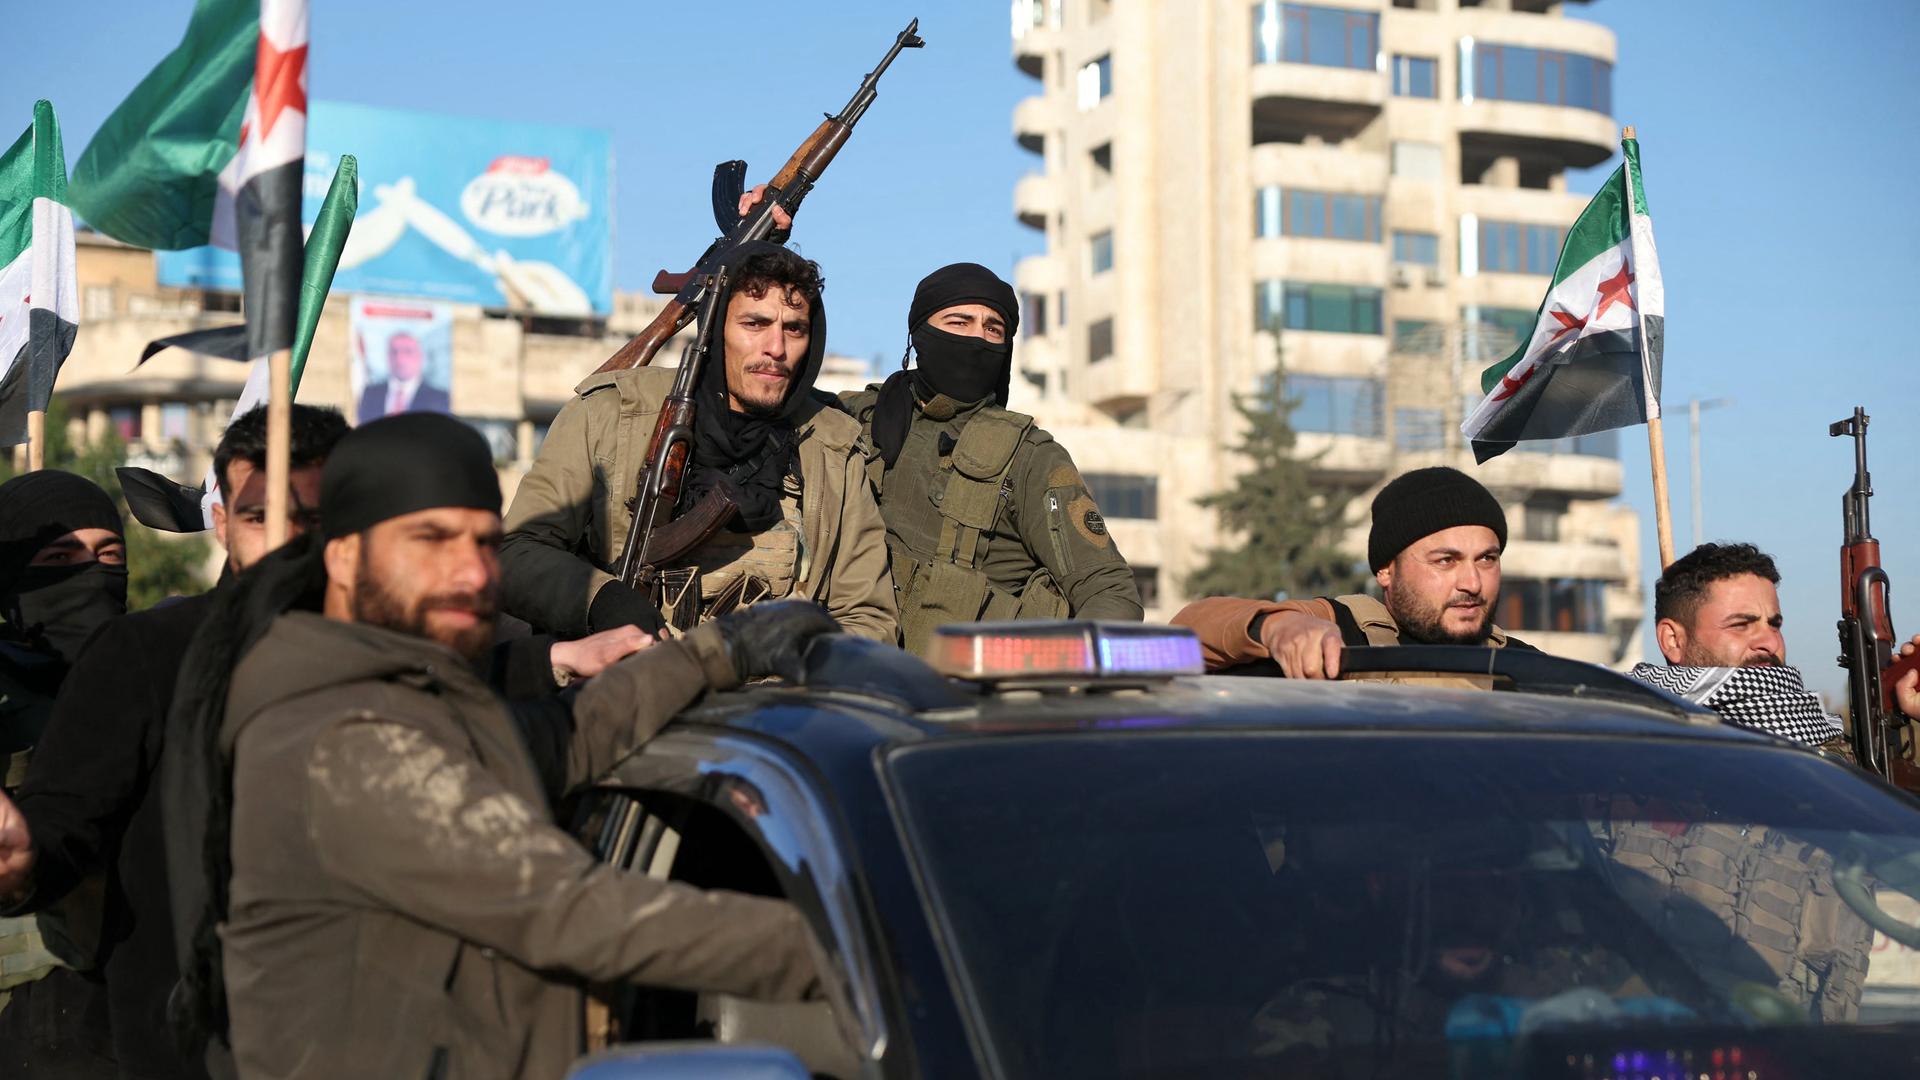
[{"xmin": 929, "ymin": 621, "xmax": 1204, "ymax": 683}]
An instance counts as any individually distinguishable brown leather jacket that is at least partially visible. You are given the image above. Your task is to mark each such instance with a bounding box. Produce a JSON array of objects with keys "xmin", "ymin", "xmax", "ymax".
[{"xmin": 219, "ymin": 612, "xmax": 820, "ymax": 1080}]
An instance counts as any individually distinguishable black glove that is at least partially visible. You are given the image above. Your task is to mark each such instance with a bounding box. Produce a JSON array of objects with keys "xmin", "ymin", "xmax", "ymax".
[
  {"xmin": 589, "ymin": 581, "xmax": 665, "ymax": 635},
  {"xmin": 713, "ymin": 601, "xmax": 839, "ymax": 684}
]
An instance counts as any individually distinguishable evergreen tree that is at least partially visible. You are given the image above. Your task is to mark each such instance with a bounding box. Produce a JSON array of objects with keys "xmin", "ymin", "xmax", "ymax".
[
  {"xmin": 1185, "ymin": 377, "xmax": 1368, "ymax": 602},
  {"xmin": 3, "ymin": 399, "xmax": 210, "ymax": 608}
]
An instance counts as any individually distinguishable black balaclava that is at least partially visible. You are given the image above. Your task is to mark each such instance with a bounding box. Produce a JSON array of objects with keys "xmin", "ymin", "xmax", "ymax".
[
  {"xmin": 165, "ymin": 412, "xmax": 504, "ymax": 1050},
  {"xmin": 682, "ymin": 240, "xmax": 829, "ymax": 533},
  {"xmin": 0, "ymin": 470, "xmax": 128, "ymax": 665},
  {"xmin": 873, "ymin": 262, "xmax": 1020, "ymax": 467}
]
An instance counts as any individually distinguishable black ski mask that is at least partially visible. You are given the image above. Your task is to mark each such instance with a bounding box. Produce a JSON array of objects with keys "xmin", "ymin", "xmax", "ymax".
[
  {"xmin": 872, "ymin": 262, "xmax": 1021, "ymax": 468},
  {"xmin": 0, "ymin": 470, "xmax": 128, "ymax": 664}
]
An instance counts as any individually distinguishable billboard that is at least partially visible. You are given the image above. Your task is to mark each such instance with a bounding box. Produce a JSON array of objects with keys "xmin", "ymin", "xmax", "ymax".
[
  {"xmin": 157, "ymin": 101, "xmax": 612, "ymax": 315},
  {"xmin": 349, "ymin": 298, "xmax": 454, "ymax": 423}
]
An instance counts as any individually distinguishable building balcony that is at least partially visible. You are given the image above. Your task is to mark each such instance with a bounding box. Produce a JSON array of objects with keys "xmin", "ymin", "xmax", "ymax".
[
  {"xmin": 1013, "ymin": 94, "xmax": 1054, "ymax": 155},
  {"xmin": 1010, "ymin": 0, "xmax": 1060, "ymax": 80},
  {"xmin": 1297, "ymin": 432, "xmax": 1392, "ymax": 483},
  {"xmin": 1014, "ymin": 172, "xmax": 1058, "ymax": 232},
  {"xmin": 1250, "ymin": 63, "xmax": 1385, "ymax": 144},
  {"xmin": 1015, "ymin": 251, "xmax": 1066, "ymax": 295},
  {"xmin": 1249, "ymin": 142, "xmax": 1388, "ymax": 193},
  {"xmin": 1502, "ymin": 538, "xmax": 1630, "ymax": 583},
  {"xmin": 1457, "ymin": 102, "xmax": 1618, "ymax": 171},
  {"xmin": 1252, "ymin": 236, "xmax": 1390, "ymax": 291},
  {"xmin": 1475, "ymin": 447, "xmax": 1624, "ymax": 500}
]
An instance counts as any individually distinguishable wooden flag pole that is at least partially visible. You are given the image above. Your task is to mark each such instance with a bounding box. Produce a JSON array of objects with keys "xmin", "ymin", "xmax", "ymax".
[
  {"xmin": 264, "ymin": 349, "xmax": 292, "ymax": 548},
  {"xmin": 25, "ymin": 409, "xmax": 44, "ymax": 472},
  {"xmin": 1622, "ymin": 124, "xmax": 1676, "ymax": 569}
]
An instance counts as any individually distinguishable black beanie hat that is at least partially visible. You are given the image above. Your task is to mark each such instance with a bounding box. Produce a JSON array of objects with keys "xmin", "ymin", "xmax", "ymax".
[
  {"xmin": 1367, "ymin": 467, "xmax": 1507, "ymax": 572},
  {"xmin": 320, "ymin": 413, "xmax": 501, "ymax": 540}
]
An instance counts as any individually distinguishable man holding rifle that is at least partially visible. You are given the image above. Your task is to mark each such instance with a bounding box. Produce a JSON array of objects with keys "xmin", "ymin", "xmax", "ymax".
[{"xmin": 501, "ymin": 242, "xmax": 896, "ymax": 641}]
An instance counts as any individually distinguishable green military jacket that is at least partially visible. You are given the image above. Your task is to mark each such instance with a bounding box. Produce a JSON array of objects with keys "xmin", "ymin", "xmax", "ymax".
[{"xmin": 843, "ymin": 387, "xmax": 1142, "ymax": 653}]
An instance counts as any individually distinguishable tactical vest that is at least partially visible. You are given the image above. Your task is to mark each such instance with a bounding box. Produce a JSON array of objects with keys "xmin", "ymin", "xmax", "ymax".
[
  {"xmin": 851, "ymin": 394, "xmax": 1068, "ymax": 655},
  {"xmin": 655, "ymin": 478, "xmax": 807, "ymax": 636}
]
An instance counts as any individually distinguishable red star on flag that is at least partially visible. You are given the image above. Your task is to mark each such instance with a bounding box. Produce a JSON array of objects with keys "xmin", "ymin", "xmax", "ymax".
[
  {"xmin": 252, "ymin": 34, "xmax": 308, "ymax": 143},
  {"xmin": 1546, "ymin": 306, "xmax": 1587, "ymax": 346},
  {"xmin": 1490, "ymin": 362, "xmax": 1536, "ymax": 402},
  {"xmin": 1592, "ymin": 261, "xmax": 1636, "ymax": 322}
]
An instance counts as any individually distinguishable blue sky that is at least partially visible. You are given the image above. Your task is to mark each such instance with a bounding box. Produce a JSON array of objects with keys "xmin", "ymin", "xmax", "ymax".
[{"xmin": 8, "ymin": 1, "xmax": 1920, "ymax": 695}]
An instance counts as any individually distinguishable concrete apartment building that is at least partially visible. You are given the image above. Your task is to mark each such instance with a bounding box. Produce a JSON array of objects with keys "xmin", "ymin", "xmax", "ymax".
[
  {"xmin": 43, "ymin": 232, "xmax": 872, "ymax": 514},
  {"xmin": 1006, "ymin": 0, "xmax": 1644, "ymax": 664}
]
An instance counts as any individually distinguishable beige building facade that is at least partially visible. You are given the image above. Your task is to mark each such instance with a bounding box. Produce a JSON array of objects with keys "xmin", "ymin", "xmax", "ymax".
[{"xmin": 1007, "ymin": 0, "xmax": 1644, "ymax": 664}]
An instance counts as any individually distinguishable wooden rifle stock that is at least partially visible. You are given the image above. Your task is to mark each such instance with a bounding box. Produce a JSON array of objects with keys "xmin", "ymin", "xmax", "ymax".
[
  {"xmin": 1833, "ymin": 406, "xmax": 1920, "ymax": 791},
  {"xmin": 768, "ymin": 120, "xmax": 853, "ymax": 193},
  {"xmin": 594, "ymin": 298, "xmax": 689, "ymax": 375}
]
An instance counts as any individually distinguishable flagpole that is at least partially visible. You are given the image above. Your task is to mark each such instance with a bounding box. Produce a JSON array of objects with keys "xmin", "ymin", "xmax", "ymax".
[
  {"xmin": 1621, "ymin": 124, "xmax": 1676, "ymax": 569},
  {"xmin": 264, "ymin": 349, "xmax": 291, "ymax": 547},
  {"xmin": 25, "ymin": 410, "xmax": 44, "ymax": 472}
]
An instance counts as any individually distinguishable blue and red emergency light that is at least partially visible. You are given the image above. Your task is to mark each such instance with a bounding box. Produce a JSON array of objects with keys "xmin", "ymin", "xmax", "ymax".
[{"xmin": 927, "ymin": 621, "xmax": 1204, "ymax": 683}]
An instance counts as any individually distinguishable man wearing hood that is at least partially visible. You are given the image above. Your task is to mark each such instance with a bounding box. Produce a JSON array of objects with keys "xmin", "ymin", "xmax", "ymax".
[
  {"xmin": 156, "ymin": 413, "xmax": 832, "ymax": 1079},
  {"xmin": 0, "ymin": 469, "xmax": 125, "ymax": 1077},
  {"xmin": 501, "ymin": 241, "xmax": 896, "ymax": 641},
  {"xmin": 842, "ymin": 262, "xmax": 1141, "ymax": 654}
]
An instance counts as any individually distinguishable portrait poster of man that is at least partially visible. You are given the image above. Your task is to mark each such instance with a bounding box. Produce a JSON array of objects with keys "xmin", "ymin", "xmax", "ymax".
[{"xmin": 350, "ymin": 297, "xmax": 455, "ymax": 422}]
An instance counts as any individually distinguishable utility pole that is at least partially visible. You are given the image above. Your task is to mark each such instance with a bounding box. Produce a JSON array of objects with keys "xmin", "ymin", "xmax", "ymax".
[{"xmin": 1688, "ymin": 397, "xmax": 1734, "ymax": 547}]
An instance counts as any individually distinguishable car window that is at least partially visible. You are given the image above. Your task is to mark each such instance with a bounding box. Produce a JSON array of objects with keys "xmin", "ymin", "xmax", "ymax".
[
  {"xmin": 571, "ymin": 788, "xmax": 860, "ymax": 1078},
  {"xmin": 889, "ymin": 733, "xmax": 1920, "ymax": 1080}
]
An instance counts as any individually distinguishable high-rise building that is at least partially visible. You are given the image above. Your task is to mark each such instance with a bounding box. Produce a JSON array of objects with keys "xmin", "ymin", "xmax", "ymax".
[{"xmin": 1006, "ymin": 0, "xmax": 1643, "ymax": 664}]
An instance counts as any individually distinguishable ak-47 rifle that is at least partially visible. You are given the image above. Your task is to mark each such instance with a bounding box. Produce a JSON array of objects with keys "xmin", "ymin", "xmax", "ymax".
[
  {"xmin": 592, "ymin": 18, "xmax": 924, "ymax": 378},
  {"xmin": 613, "ymin": 266, "xmax": 732, "ymax": 592},
  {"xmin": 1832, "ymin": 406, "xmax": 1920, "ymax": 789}
]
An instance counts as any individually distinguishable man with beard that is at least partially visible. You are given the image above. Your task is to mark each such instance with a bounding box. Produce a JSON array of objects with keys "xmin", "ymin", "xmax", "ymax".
[
  {"xmin": 501, "ymin": 241, "xmax": 895, "ymax": 642},
  {"xmin": 0, "ymin": 406, "xmax": 648, "ymax": 1079},
  {"xmin": 157, "ymin": 413, "xmax": 829, "ymax": 1078},
  {"xmin": 841, "ymin": 263, "xmax": 1141, "ymax": 654},
  {"xmin": 1626, "ymin": 543, "xmax": 1845, "ymax": 748},
  {"xmin": 1173, "ymin": 467, "xmax": 1531, "ymax": 675},
  {"xmin": 0, "ymin": 470, "xmax": 126, "ymax": 1077}
]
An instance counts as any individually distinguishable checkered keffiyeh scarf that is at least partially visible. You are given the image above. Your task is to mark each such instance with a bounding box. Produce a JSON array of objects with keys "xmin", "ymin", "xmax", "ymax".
[{"xmin": 1628, "ymin": 663, "xmax": 1844, "ymax": 745}]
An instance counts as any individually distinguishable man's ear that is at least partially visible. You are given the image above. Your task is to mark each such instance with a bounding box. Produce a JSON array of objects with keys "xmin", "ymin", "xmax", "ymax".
[
  {"xmin": 210, "ymin": 500, "xmax": 228, "ymax": 550},
  {"xmin": 1375, "ymin": 563, "xmax": 1393, "ymax": 593},
  {"xmin": 1655, "ymin": 618, "xmax": 1687, "ymax": 664},
  {"xmin": 323, "ymin": 534, "xmax": 359, "ymax": 610}
]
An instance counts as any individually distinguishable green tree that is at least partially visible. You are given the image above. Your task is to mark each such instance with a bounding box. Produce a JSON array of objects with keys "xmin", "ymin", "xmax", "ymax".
[
  {"xmin": 2, "ymin": 399, "xmax": 211, "ymax": 609},
  {"xmin": 1184, "ymin": 377, "xmax": 1368, "ymax": 602}
]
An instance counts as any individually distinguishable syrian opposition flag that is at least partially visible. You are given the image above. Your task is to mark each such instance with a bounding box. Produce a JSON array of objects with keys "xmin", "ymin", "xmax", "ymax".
[
  {"xmin": 1462, "ymin": 135, "xmax": 1664, "ymax": 463},
  {"xmin": 69, "ymin": 0, "xmax": 307, "ymax": 369},
  {"xmin": 0, "ymin": 102, "xmax": 78, "ymax": 449}
]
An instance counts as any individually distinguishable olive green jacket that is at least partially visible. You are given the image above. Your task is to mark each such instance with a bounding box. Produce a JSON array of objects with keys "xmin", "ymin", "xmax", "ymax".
[
  {"xmin": 220, "ymin": 612, "xmax": 821, "ymax": 1080},
  {"xmin": 842, "ymin": 389, "xmax": 1143, "ymax": 627},
  {"xmin": 501, "ymin": 367, "xmax": 897, "ymax": 642}
]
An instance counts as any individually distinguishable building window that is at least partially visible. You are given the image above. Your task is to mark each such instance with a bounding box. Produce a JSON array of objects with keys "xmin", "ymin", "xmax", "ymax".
[
  {"xmin": 1089, "ymin": 141, "xmax": 1113, "ymax": 184},
  {"xmin": 108, "ymin": 405, "xmax": 142, "ymax": 441},
  {"xmin": 84, "ymin": 285, "xmax": 115, "ymax": 320},
  {"xmin": 1255, "ymin": 187, "xmax": 1382, "ymax": 242},
  {"xmin": 1473, "ymin": 219, "xmax": 1565, "ymax": 276},
  {"xmin": 1256, "ymin": 281, "xmax": 1383, "ymax": 335},
  {"xmin": 1253, "ymin": 1, "xmax": 1379, "ymax": 71},
  {"xmin": 1085, "ymin": 473, "xmax": 1158, "ymax": 519},
  {"xmin": 1088, "ymin": 317, "xmax": 1115, "ymax": 362},
  {"xmin": 1132, "ymin": 566, "xmax": 1161, "ymax": 610},
  {"xmin": 1391, "ymin": 230, "xmax": 1439, "ymax": 267},
  {"xmin": 1022, "ymin": 292, "xmax": 1049, "ymax": 338},
  {"xmin": 159, "ymin": 402, "xmax": 191, "ymax": 444},
  {"xmin": 1011, "ymin": 0, "xmax": 1061, "ymax": 38},
  {"xmin": 1393, "ymin": 319, "xmax": 1441, "ymax": 352},
  {"xmin": 1521, "ymin": 429, "xmax": 1621, "ymax": 459},
  {"xmin": 1390, "ymin": 141, "xmax": 1443, "ymax": 181},
  {"xmin": 1498, "ymin": 577, "xmax": 1609, "ymax": 635},
  {"xmin": 1285, "ymin": 375, "xmax": 1384, "ymax": 437},
  {"xmin": 462, "ymin": 418, "xmax": 520, "ymax": 466},
  {"xmin": 1462, "ymin": 305, "xmax": 1538, "ymax": 355},
  {"xmin": 1089, "ymin": 230, "xmax": 1114, "ymax": 274},
  {"xmin": 1394, "ymin": 407, "xmax": 1445, "ymax": 451},
  {"xmin": 1391, "ymin": 54, "xmax": 1437, "ymax": 98},
  {"xmin": 1462, "ymin": 41, "xmax": 1613, "ymax": 115},
  {"xmin": 1077, "ymin": 54, "xmax": 1112, "ymax": 111},
  {"xmin": 1521, "ymin": 501, "xmax": 1563, "ymax": 543}
]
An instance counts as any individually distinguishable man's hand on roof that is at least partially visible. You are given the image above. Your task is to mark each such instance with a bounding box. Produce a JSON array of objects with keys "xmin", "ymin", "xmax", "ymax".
[
  {"xmin": 1261, "ymin": 611, "xmax": 1344, "ymax": 680},
  {"xmin": 553, "ymin": 624, "xmax": 655, "ymax": 682},
  {"xmin": 0, "ymin": 788, "xmax": 33, "ymax": 903}
]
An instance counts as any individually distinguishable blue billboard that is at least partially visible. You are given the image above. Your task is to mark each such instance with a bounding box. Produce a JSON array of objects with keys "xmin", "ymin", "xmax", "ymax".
[{"xmin": 157, "ymin": 101, "xmax": 613, "ymax": 315}]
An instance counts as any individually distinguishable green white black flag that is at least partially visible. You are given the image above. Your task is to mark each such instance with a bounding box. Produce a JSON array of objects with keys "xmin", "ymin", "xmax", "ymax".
[
  {"xmin": 1463, "ymin": 136, "xmax": 1664, "ymax": 463},
  {"xmin": 0, "ymin": 101, "xmax": 77, "ymax": 448}
]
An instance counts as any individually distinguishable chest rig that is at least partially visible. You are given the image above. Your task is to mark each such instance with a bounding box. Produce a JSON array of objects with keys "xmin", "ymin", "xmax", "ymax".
[
  {"xmin": 655, "ymin": 474, "xmax": 807, "ymax": 635},
  {"xmin": 868, "ymin": 405, "xmax": 1069, "ymax": 655}
]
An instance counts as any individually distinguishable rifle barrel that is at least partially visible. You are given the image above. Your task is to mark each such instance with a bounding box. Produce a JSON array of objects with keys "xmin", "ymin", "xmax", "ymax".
[{"xmin": 835, "ymin": 18, "xmax": 926, "ymax": 126}]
